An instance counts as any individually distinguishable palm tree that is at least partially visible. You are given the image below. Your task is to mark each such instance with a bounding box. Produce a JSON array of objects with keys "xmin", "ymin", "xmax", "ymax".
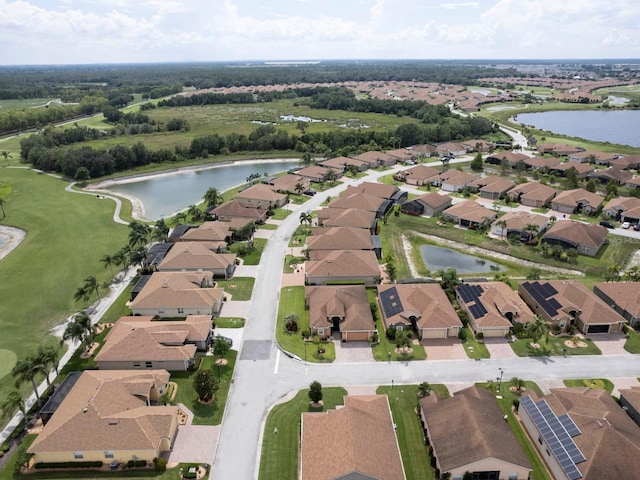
[
  {"xmin": 294, "ymin": 182, "xmax": 305, "ymax": 195},
  {"xmin": 1, "ymin": 391, "xmax": 26, "ymax": 419},
  {"xmin": 1, "ymin": 150, "xmax": 12, "ymax": 166},
  {"xmin": 549, "ymin": 215, "xmax": 557, "ymax": 225},
  {"xmin": 129, "ymin": 245, "xmax": 147, "ymax": 268},
  {"xmin": 0, "ymin": 197, "xmax": 6, "ymax": 218},
  {"xmin": 495, "ymin": 219, "xmax": 507, "ymax": 238},
  {"xmin": 204, "ymin": 187, "xmax": 221, "ymax": 208},
  {"xmin": 175, "ymin": 211, "xmax": 188, "ymax": 224},
  {"xmin": 73, "ymin": 285, "xmax": 89, "ymax": 304},
  {"xmin": 12, "ymin": 356, "xmax": 43, "ymax": 406},
  {"xmin": 529, "ymin": 315, "xmax": 551, "ymax": 343},
  {"xmin": 128, "ymin": 221, "xmax": 151, "ymax": 248},
  {"xmin": 152, "ymin": 218, "xmax": 169, "ymax": 242},
  {"xmin": 299, "ymin": 211, "xmax": 313, "ymax": 227},
  {"xmin": 100, "ymin": 254, "xmax": 115, "ymax": 277},
  {"xmin": 83, "ymin": 275, "xmax": 101, "ymax": 302},
  {"xmin": 510, "ymin": 377, "xmax": 526, "ymax": 393},
  {"xmin": 524, "ymin": 223, "xmax": 539, "ymax": 242},
  {"xmin": 37, "ymin": 343, "xmax": 60, "ymax": 377},
  {"xmin": 187, "ymin": 204, "xmax": 202, "ymax": 222},
  {"xmin": 417, "ymin": 381, "xmax": 432, "ymax": 398},
  {"xmin": 112, "ymin": 249, "xmax": 127, "ymax": 274},
  {"xmin": 325, "ymin": 169, "xmax": 338, "ymax": 185},
  {"xmin": 62, "ymin": 311, "xmax": 95, "ymax": 349},
  {"xmin": 395, "ymin": 329, "xmax": 412, "ymax": 351}
]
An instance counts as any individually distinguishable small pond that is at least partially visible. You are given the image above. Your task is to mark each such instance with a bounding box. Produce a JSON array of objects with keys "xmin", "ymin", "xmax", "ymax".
[
  {"xmin": 420, "ymin": 245, "xmax": 503, "ymax": 274},
  {"xmin": 280, "ymin": 115, "xmax": 323, "ymax": 123}
]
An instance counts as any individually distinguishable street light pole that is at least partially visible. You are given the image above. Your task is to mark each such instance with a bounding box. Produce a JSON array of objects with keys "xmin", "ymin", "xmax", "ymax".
[{"xmin": 497, "ymin": 367, "xmax": 504, "ymax": 392}]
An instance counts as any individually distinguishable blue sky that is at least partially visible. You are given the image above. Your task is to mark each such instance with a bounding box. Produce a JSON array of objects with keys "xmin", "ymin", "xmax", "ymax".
[{"xmin": 1, "ymin": 0, "xmax": 639, "ymax": 65}]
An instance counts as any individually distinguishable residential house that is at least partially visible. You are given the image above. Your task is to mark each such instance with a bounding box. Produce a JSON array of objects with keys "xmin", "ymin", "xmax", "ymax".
[
  {"xmin": 602, "ymin": 196, "xmax": 640, "ymax": 221},
  {"xmin": 398, "ymin": 164, "xmax": 441, "ymax": 186},
  {"xmin": 587, "ymin": 168, "xmax": 633, "ymax": 185},
  {"xmin": 461, "ymin": 139, "xmax": 492, "ymax": 152},
  {"xmin": 208, "ymin": 199, "xmax": 268, "ymax": 223},
  {"xmin": 490, "ymin": 211, "xmax": 549, "ymax": 240},
  {"xmin": 551, "ymin": 189, "xmax": 604, "ymax": 215},
  {"xmin": 305, "ymin": 250, "xmax": 381, "ymax": 286},
  {"xmin": 619, "ymin": 387, "xmax": 640, "ymax": 427},
  {"xmin": 507, "ymin": 182, "xmax": 557, "ymax": 208},
  {"xmin": 626, "ymin": 176, "xmax": 640, "ymax": 189},
  {"xmin": 610, "ymin": 154, "xmax": 640, "ymax": 170},
  {"xmin": 456, "ymin": 282, "xmax": 535, "ymax": 337},
  {"xmin": 235, "ymin": 183, "xmax": 288, "ymax": 208},
  {"xmin": 168, "ymin": 224, "xmax": 195, "ymax": 243},
  {"xmin": 179, "ymin": 219, "xmax": 248, "ymax": 244},
  {"xmin": 408, "ymin": 143, "xmax": 438, "ymax": 158},
  {"xmin": 28, "ymin": 370, "xmax": 178, "ymax": 465},
  {"xmin": 305, "ymin": 285, "xmax": 376, "ymax": 341},
  {"xmin": 522, "ymin": 156, "xmax": 562, "ymax": 170},
  {"xmin": 294, "ymin": 165, "xmax": 335, "ymax": 183},
  {"xmin": 432, "ymin": 169, "xmax": 478, "ymax": 192},
  {"xmin": 145, "ymin": 243, "xmax": 174, "ymax": 268},
  {"xmin": 400, "ymin": 192, "xmax": 452, "ymax": 217},
  {"xmin": 441, "ymin": 200, "xmax": 496, "ymax": 228},
  {"xmin": 593, "ymin": 282, "xmax": 640, "ymax": 327},
  {"xmin": 468, "ymin": 175, "xmax": 515, "ymax": 199},
  {"xmin": 157, "ymin": 242, "xmax": 236, "ymax": 278},
  {"xmin": 95, "ymin": 315, "xmax": 212, "ymax": 371},
  {"xmin": 377, "ymin": 284, "xmax": 462, "ymax": 339},
  {"xmin": 537, "ymin": 143, "xmax": 584, "ymax": 156},
  {"xmin": 129, "ymin": 272, "xmax": 224, "ymax": 318},
  {"xmin": 265, "ymin": 174, "xmax": 309, "ymax": 194},
  {"xmin": 519, "ymin": 280, "xmax": 627, "ymax": 334},
  {"xmin": 385, "ymin": 148, "xmax": 418, "ymax": 163},
  {"xmin": 343, "ymin": 182, "xmax": 407, "ymax": 203},
  {"xmin": 327, "ymin": 193, "xmax": 392, "ymax": 218},
  {"xmin": 568, "ymin": 150, "xmax": 618, "ymax": 164},
  {"xmin": 317, "ymin": 208, "xmax": 378, "ymax": 234},
  {"xmin": 549, "ymin": 162, "xmax": 595, "ymax": 179},
  {"xmin": 300, "ymin": 395, "xmax": 406, "ymax": 480},
  {"xmin": 306, "ymin": 226, "xmax": 381, "ymax": 258},
  {"xmin": 420, "ymin": 386, "xmax": 532, "ymax": 480},
  {"xmin": 320, "ymin": 156, "xmax": 370, "ymax": 172},
  {"xmin": 436, "ymin": 141, "xmax": 467, "ymax": 157},
  {"xmin": 519, "ymin": 388, "xmax": 640, "ymax": 480},
  {"xmin": 541, "ymin": 221, "xmax": 608, "ymax": 257},
  {"xmin": 485, "ymin": 151, "xmax": 529, "ymax": 167},
  {"xmin": 353, "ymin": 150, "xmax": 397, "ymax": 167}
]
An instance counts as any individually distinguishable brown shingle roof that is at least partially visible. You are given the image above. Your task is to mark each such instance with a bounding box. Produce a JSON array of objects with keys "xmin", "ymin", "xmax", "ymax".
[
  {"xmin": 458, "ymin": 282, "xmax": 535, "ymax": 328},
  {"xmin": 603, "ymin": 196, "xmax": 640, "ymax": 214},
  {"xmin": 593, "ymin": 282, "xmax": 640, "ymax": 319},
  {"xmin": 236, "ymin": 183, "xmax": 287, "ymax": 203},
  {"xmin": 507, "ymin": 182, "xmax": 557, "ymax": 203},
  {"xmin": 442, "ymin": 200, "xmax": 496, "ymax": 224},
  {"xmin": 130, "ymin": 272, "xmax": 223, "ymax": 311},
  {"xmin": 551, "ymin": 162, "xmax": 595, "ymax": 175},
  {"xmin": 489, "ymin": 151, "xmax": 529, "ymax": 165},
  {"xmin": 413, "ymin": 192, "xmax": 452, "ymax": 209},
  {"xmin": 492, "ymin": 211, "xmax": 548, "ymax": 232},
  {"xmin": 552, "ymin": 189, "xmax": 604, "ymax": 210},
  {"xmin": 317, "ymin": 208, "xmax": 376, "ymax": 230},
  {"xmin": 301, "ymin": 395, "xmax": 406, "ymax": 480},
  {"xmin": 468, "ymin": 175, "xmax": 515, "ymax": 194},
  {"xmin": 402, "ymin": 164, "xmax": 441, "ymax": 182},
  {"xmin": 420, "ymin": 386, "xmax": 531, "ymax": 472},
  {"xmin": 157, "ymin": 242, "xmax": 236, "ymax": 271},
  {"xmin": 305, "ymin": 250, "xmax": 380, "ymax": 279},
  {"xmin": 542, "ymin": 220, "xmax": 608, "ymax": 249},
  {"xmin": 267, "ymin": 174, "xmax": 308, "ymax": 192},
  {"xmin": 588, "ymin": 168, "xmax": 633, "ymax": 184},
  {"xmin": 29, "ymin": 370, "xmax": 177, "ymax": 455},
  {"xmin": 306, "ymin": 286, "xmax": 375, "ymax": 332},
  {"xmin": 523, "ymin": 156, "xmax": 562, "ymax": 169},
  {"xmin": 320, "ymin": 156, "xmax": 368, "ymax": 170},
  {"xmin": 329, "ymin": 193, "xmax": 387, "ymax": 213},
  {"xmin": 307, "ymin": 227, "xmax": 373, "ymax": 252},
  {"xmin": 179, "ymin": 221, "xmax": 236, "ymax": 243},
  {"xmin": 353, "ymin": 150, "xmax": 396, "ymax": 165},
  {"xmin": 343, "ymin": 181, "xmax": 399, "ymax": 200},
  {"xmin": 210, "ymin": 199, "xmax": 267, "ymax": 220}
]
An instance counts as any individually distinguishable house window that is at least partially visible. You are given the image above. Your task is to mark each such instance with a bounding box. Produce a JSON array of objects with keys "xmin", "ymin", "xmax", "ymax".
[
  {"xmin": 546, "ymin": 448, "xmax": 551, "ymax": 456},
  {"xmin": 538, "ymin": 435, "xmax": 543, "ymax": 445},
  {"xmin": 104, "ymin": 451, "xmax": 114, "ymax": 459},
  {"xmin": 177, "ymin": 308, "xmax": 184, "ymax": 314},
  {"xmin": 453, "ymin": 476, "xmax": 463, "ymax": 480},
  {"xmin": 317, "ymin": 328, "xmax": 324, "ymax": 336},
  {"xmin": 158, "ymin": 310, "xmax": 165, "ymax": 315},
  {"xmin": 145, "ymin": 361, "xmax": 153, "ymax": 368},
  {"xmin": 74, "ymin": 452, "xmax": 84, "ymax": 459},
  {"xmin": 509, "ymin": 474, "xmax": 518, "ymax": 480}
]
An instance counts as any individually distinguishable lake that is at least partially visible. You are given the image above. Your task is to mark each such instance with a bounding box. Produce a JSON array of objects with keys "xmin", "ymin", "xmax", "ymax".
[
  {"xmin": 420, "ymin": 245, "xmax": 503, "ymax": 274},
  {"xmin": 516, "ymin": 110, "xmax": 640, "ymax": 147},
  {"xmin": 108, "ymin": 160, "xmax": 300, "ymax": 220}
]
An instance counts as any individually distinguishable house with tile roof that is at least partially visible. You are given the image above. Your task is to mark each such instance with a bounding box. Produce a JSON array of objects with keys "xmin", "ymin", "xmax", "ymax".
[
  {"xmin": 129, "ymin": 272, "xmax": 224, "ymax": 318},
  {"xmin": 522, "ymin": 156, "xmax": 562, "ymax": 170},
  {"xmin": 485, "ymin": 151, "xmax": 529, "ymax": 167},
  {"xmin": 157, "ymin": 242, "xmax": 236, "ymax": 278},
  {"xmin": 178, "ymin": 220, "xmax": 241, "ymax": 244},
  {"xmin": 407, "ymin": 143, "xmax": 438, "ymax": 158},
  {"xmin": 551, "ymin": 189, "xmax": 604, "ymax": 215},
  {"xmin": 549, "ymin": 162, "xmax": 595, "ymax": 179},
  {"xmin": 300, "ymin": 395, "xmax": 406, "ymax": 480},
  {"xmin": 316, "ymin": 208, "xmax": 378, "ymax": 234},
  {"xmin": 537, "ymin": 143, "xmax": 584, "ymax": 156},
  {"xmin": 593, "ymin": 282, "xmax": 640, "ymax": 327},
  {"xmin": 456, "ymin": 282, "xmax": 535, "ymax": 337},
  {"xmin": 320, "ymin": 156, "xmax": 370, "ymax": 172},
  {"xmin": 95, "ymin": 315, "xmax": 212, "ymax": 370},
  {"xmin": 442, "ymin": 200, "xmax": 496, "ymax": 228},
  {"xmin": 619, "ymin": 386, "xmax": 640, "ymax": 427},
  {"xmin": 431, "ymin": 169, "xmax": 478, "ymax": 192},
  {"xmin": 568, "ymin": 150, "xmax": 618, "ymax": 164},
  {"xmin": 328, "ymin": 193, "xmax": 392, "ymax": 218},
  {"xmin": 305, "ymin": 250, "xmax": 380, "ymax": 286},
  {"xmin": 343, "ymin": 182, "xmax": 406, "ymax": 203},
  {"xmin": 294, "ymin": 165, "xmax": 338, "ymax": 183},
  {"xmin": 208, "ymin": 199, "xmax": 268, "ymax": 223},
  {"xmin": 377, "ymin": 284, "xmax": 461, "ymax": 339},
  {"xmin": 507, "ymin": 182, "xmax": 558, "ymax": 208},
  {"xmin": 385, "ymin": 148, "xmax": 418, "ymax": 163},
  {"xmin": 305, "ymin": 285, "xmax": 376, "ymax": 341},
  {"xmin": 610, "ymin": 154, "xmax": 640, "ymax": 170},
  {"xmin": 602, "ymin": 196, "xmax": 640, "ymax": 221},
  {"xmin": 468, "ymin": 175, "xmax": 515, "ymax": 200},
  {"xmin": 236, "ymin": 183, "xmax": 288, "ymax": 208},
  {"xmin": 353, "ymin": 150, "xmax": 397, "ymax": 166},
  {"xmin": 519, "ymin": 388, "xmax": 640, "ymax": 480},
  {"xmin": 397, "ymin": 164, "xmax": 441, "ymax": 186},
  {"xmin": 400, "ymin": 192, "xmax": 452, "ymax": 217},
  {"xmin": 541, "ymin": 221, "xmax": 608, "ymax": 257},
  {"xmin": 490, "ymin": 211, "xmax": 549, "ymax": 240},
  {"xmin": 307, "ymin": 226, "xmax": 381, "ymax": 258},
  {"xmin": 264, "ymin": 174, "xmax": 309, "ymax": 194},
  {"xmin": 420, "ymin": 386, "xmax": 531, "ymax": 480},
  {"xmin": 28, "ymin": 370, "xmax": 178, "ymax": 465},
  {"xmin": 436, "ymin": 141, "xmax": 467, "ymax": 157},
  {"xmin": 519, "ymin": 280, "xmax": 627, "ymax": 334},
  {"xmin": 587, "ymin": 167, "xmax": 633, "ymax": 185}
]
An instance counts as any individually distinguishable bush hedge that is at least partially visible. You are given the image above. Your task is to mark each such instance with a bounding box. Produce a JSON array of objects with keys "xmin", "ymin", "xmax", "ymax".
[{"xmin": 35, "ymin": 461, "xmax": 103, "ymax": 469}]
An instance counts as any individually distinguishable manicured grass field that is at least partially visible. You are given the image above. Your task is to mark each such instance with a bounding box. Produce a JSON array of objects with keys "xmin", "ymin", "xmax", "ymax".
[
  {"xmin": 98, "ymin": 277, "xmax": 137, "ymax": 324},
  {"xmin": 227, "ymin": 238, "xmax": 267, "ymax": 265},
  {"xmin": 563, "ymin": 378, "xmax": 614, "ymax": 394},
  {"xmin": 460, "ymin": 327, "xmax": 491, "ymax": 359},
  {"xmin": 214, "ymin": 317, "xmax": 245, "ymax": 328},
  {"xmin": 0, "ymin": 168, "xmax": 127, "ymax": 400},
  {"xmin": 216, "ymin": 277, "xmax": 255, "ymax": 301},
  {"xmin": 624, "ymin": 326, "xmax": 640, "ymax": 354},
  {"xmin": 475, "ymin": 381, "xmax": 552, "ymax": 480},
  {"xmin": 258, "ymin": 387, "xmax": 348, "ymax": 480},
  {"xmin": 269, "ymin": 208, "xmax": 291, "ymax": 220},
  {"xmin": 509, "ymin": 335, "xmax": 601, "ymax": 357},
  {"xmin": 282, "ymin": 255, "xmax": 305, "ymax": 273},
  {"xmin": 276, "ymin": 286, "xmax": 335, "ymax": 362}
]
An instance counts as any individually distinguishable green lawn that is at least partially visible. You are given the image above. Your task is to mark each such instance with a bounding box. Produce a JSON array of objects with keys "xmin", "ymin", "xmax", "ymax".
[
  {"xmin": 563, "ymin": 378, "xmax": 615, "ymax": 394},
  {"xmin": 283, "ymin": 255, "xmax": 306, "ymax": 273},
  {"xmin": 214, "ymin": 317, "xmax": 245, "ymax": 328},
  {"xmin": 510, "ymin": 335, "xmax": 601, "ymax": 356},
  {"xmin": 98, "ymin": 277, "xmax": 137, "ymax": 324},
  {"xmin": 269, "ymin": 208, "xmax": 291, "ymax": 220},
  {"xmin": 257, "ymin": 223, "xmax": 277, "ymax": 230},
  {"xmin": 227, "ymin": 238, "xmax": 267, "ymax": 265},
  {"xmin": 460, "ymin": 327, "xmax": 491, "ymax": 359},
  {"xmin": 0, "ymin": 168, "xmax": 127, "ymax": 402},
  {"xmin": 288, "ymin": 224, "xmax": 312, "ymax": 247},
  {"xmin": 377, "ymin": 384, "xmax": 449, "ymax": 480},
  {"xmin": 216, "ymin": 277, "xmax": 255, "ymax": 301},
  {"xmin": 276, "ymin": 287, "xmax": 335, "ymax": 362},
  {"xmin": 624, "ymin": 325, "xmax": 640, "ymax": 354},
  {"xmin": 258, "ymin": 387, "xmax": 348, "ymax": 480},
  {"xmin": 169, "ymin": 352, "xmax": 236, "ymax": 425},
  {"xmin": 475, "ymin": 382, "xmax": 552, "ymax": 480}
]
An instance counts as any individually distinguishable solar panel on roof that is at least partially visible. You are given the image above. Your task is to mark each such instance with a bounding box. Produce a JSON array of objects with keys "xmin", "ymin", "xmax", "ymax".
[
  {"xmin": 380, "ymin": 287, "xmax": 404, "ymax": 318},
  {"xmin": 542, "ymin": 283, "xmax": 558, "ymax": 297},
  {"xmin": 458, "ymin": 284, "xmax": 475, "ymax": 303}
]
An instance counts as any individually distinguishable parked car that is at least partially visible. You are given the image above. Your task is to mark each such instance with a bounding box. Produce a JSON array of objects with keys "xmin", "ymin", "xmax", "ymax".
[
  {"xmin": 599, "ymin": 221, "xmax": 615, "ymax": 229},
  {"xmin": 303, "ymin": 189, "xmax": 317, "ymax": 196},
  {"xmin": 634, "ymin": 224, "xmax": 640, "ymax": 231},
  {"xmin": 622, "ymin": 221, "xmax": 631, "ymax": 229}
]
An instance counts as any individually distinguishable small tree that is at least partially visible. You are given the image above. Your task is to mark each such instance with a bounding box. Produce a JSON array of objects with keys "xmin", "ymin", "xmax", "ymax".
[
  {"xmin": 417, "ymin": 382, "xmax": 432, "ymax": 398},
  {"xmin": 212, "ymin": 336, "xmax": 231, "ymax": 358},
  {"xmin": 470, "ymin": 152, "xmax": 483, "ymax": 171},
  {"xmin": 511, "ymin": 377, "xmax": 526, "ymax": 393},
  {"xmin": 193, "ymin": 369, "xmax": 219, "ymax": 402},
  {"xmin": 284, "ymin": 313, "xmax": 299, "ymax": 332},
  {"xmin": 309, "ymin": 381, "xmax": 323, "ymax": 404}
]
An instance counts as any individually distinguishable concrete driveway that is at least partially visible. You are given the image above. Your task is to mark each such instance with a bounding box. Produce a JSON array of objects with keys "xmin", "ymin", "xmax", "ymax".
[
  {"xmin": 219, "ymin": 300, "xmax": 251, "ymax": 318},
  {"xmin": 168, "ymin": 425, "xmax": 220, "ymax": 464},
  {"xmin": 590, "ymin": 333, "xmax": 630, "ymax": 356},
  {"xmin": 422, "ymin": 338, "xmax": 467, "ymax": 360},
  {"xmin": 333, "ymin": 341, "xmax": 374, "ymax": 363},
  {"xmin": 484, "ymin": 337, "xmax": 518, "ymax": 359}
]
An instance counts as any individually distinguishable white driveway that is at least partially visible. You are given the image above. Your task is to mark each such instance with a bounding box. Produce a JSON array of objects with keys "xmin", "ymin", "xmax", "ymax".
[{"xmin": 483, "ymin": 337, "xmax": 518, "ymax": 359}]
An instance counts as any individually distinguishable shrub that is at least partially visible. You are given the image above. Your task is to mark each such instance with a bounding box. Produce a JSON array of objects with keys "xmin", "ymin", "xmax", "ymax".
[
  {"xmin": 458, "ymin": 329, "xmax": 467, "ymax": 342},
  {"xmin": 386, "ymin": 327, "xmax": 396, "ymax": 340},
  {"xmin": 513, "ymin": 399, "xmax": 520, "ymax": 409},
  {"xmin": 153, "ymin": 457, "xmax": 167, "ymax": 471},
  {"xmin": 475, "ymin": 331, "xmax": 484, "ymax": 340},
  {"xmin": 127, "ymin": 460, "xmax": 147, "ymax": 468},
  {"xmin": 35, "ymin": 461, "xmax": 103, "ymax": 469}
]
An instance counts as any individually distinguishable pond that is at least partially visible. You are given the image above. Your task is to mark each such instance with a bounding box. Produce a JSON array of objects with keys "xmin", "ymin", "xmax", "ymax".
[
  {"xmin": 517, "ymin": 109, "xmax": 640, "ymax": 147},
  {"xmin": 108, "ymin": 160, "xmax": 300, "ymax": 220},
  {"xmin": 420, "ymin": 244, "xmax": 503, "ymax": 274}
]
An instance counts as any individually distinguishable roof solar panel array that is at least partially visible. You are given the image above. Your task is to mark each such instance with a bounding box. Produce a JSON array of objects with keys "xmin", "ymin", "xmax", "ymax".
[
  {"xmin": 522, "ymin": 281, "xmax": 561, "ymax": 317},
  {"xmin": 520, "ymin": 396, "xmax": 585, "ymax": 480},
  {"xmin": 380, "ymin": 287, "xmax": 404, "ymax": 318},
  {"xmin": 458, "ymin": 283, "xmax": 487, "ymax": 318}
]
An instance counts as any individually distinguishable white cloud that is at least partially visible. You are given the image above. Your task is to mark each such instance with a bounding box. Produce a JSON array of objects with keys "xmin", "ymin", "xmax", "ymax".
[{"xmin": 440, "ymin": 2, "xmax": 479, "ymax": 9}]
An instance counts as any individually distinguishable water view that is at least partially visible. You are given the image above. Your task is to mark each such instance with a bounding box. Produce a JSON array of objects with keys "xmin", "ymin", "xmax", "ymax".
[
  {"xmin": 108, "ymin": 160, "xmax": 300, "ymax": 220},
  {"xmin": 420, "ymin": 244, "xmax": 503, "ymax": 274},
  {"xmin": 517, "ymin": 109, "xmax": 640, "ymax": 147}
]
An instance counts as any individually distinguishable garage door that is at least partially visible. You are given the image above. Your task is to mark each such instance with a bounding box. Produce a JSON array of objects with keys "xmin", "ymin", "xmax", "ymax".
[{"xmin": 587, "ymin": 324, "xmax": 610, "ymax": 334}]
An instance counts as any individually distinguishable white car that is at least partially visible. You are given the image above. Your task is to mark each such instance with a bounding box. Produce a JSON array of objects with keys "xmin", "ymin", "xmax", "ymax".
[{"xmin": 621, "ymin": 222, "xmax": 631, "ymax": 229}]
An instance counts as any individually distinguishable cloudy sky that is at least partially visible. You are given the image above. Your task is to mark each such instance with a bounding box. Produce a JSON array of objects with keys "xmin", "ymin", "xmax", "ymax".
[{"xmin": 1, "ymin": 0, "xmax": 639, "ymax": 65}]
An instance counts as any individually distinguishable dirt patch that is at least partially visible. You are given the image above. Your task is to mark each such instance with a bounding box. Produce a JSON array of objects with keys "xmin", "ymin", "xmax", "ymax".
[
  {"xmin": 215, "ymin": 358, "xmax": 229, "ymax": 366},
  {"xmin": 564, "ymin": 340, "xmax": 577, "ymax": 349}
]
